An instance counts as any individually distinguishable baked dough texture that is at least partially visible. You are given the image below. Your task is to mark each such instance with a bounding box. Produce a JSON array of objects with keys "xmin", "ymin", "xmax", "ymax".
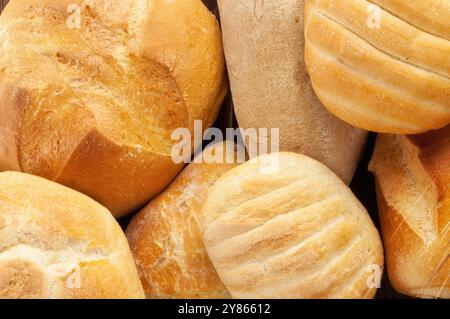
[
  {"xmin": 126, "ymin": 142, "xmax": 237, "ymax": 299},
  {"xmin": 218, "ymin": 0, "xmax": 367, "ymax": 184},
  {"xmin": 304, "ymin": 0, "xmax": 450, "ymax": 134},
  {"xmin": 202, "ymin": 152, "xmax": 384, "ymax": 299},
  {"xmin": 0, "ymin": 0, "xmax": 227, "ymax": 217},
  {"xmin": 0, "ymin": 171, "xmax": 144, "ymax": 299},
  {"xmin": 369, "ymin": 126, "xmax": 450, "ymax": 298}
]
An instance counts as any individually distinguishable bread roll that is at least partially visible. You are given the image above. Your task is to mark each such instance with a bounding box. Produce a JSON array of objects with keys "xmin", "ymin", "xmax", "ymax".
[
  {"xmin": 0, "ymin": 171, "xmax": 144, "ymax": 299},
  {"xmin": 218, "ymin": 0, "xmax": 367, "ymax": 185},
  {"xmin": 202, "ymin": 152, "xmax": 384, "ymax": 299},
  {"xmin": 304, "ymin": 0, "xmax": 450, "ymax": 134},
  {"xmin": 0, "ymin": 0, "xmax": 227, "ymax": 217},
  {"xmin": 369, "ymin": 126, "xmax": 450, "ymax": 298},
  {"xmin": 126, "ymin": 142, "xmax": 239, "ymax": 299}
]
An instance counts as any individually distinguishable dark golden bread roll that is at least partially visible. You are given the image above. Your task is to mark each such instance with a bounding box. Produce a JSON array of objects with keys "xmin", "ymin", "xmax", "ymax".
[
  {"xmin": 0, "ymin": 0, "xmax": 227, "ymax": 217},
  {"xmin": 369, "ymin": 126, "xmax": 450, "ymax": 298},
  {"xmin": 126, "ymin": 142, "xmax": 238, "ymax": 298}
]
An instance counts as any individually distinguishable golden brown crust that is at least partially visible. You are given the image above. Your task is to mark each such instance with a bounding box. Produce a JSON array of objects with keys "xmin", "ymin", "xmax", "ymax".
[
  {"xmin": 0, "ymin": 0, "xmax": 226, "ymax": 217},
  {"xmin": 202, "ymin": 152, "xmax": 384, "ymax": 299},
  {"xmin": 0, "ymin": 81, "xmax": 26, "ymax": 172},
  {"xmin": 0, "ymin": 259, "xmax": 47, "ymax": 299},
  {"xmin": 218, "ymin": 0, "xmax": 367, "ymax": 184},
  {"xmin": 0, "ymin": 171, "xmax": 144, "ymax": 299},
  {"xmin": 126, "ymin": 142, "xmax": 238, "ymax": 299},
  {"xmin": 304, "ymin": 0, "xmax": 450, "ymax": 134},
  {"xmin": 369, "ymin": 0, "xmax": 450, "ymax": 40},
  {"xmin": 54, "ymin": 129, "xmax": 182, "ymax": 216},
  {"xmin": 369, "ymin": 126, "xmax": 450, "ymax": 298}
]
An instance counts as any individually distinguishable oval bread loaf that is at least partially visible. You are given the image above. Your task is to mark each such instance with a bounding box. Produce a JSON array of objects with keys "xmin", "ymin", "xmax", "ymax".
[
  {"xmin": 0, "ymin": 0, "xmax": 227, "ymax": 217},
  {"xmin": 369, "ymin": 126, "xmax": 450, "ymax": 299},
  {"xmin": 201, "ymin": 152, "xmax": 384, "ymax": 299},
  {"xmin": 0, "ymin": 172, "xmax": 144, "ymax": 299},
  {"xmin": 218, "ymin": 0, "xmax": 367, "ymax": 184},
  {"xmin": 304, "ymin": 0, "xmax": 450, "ymax": 134},
  {"xmin": 126, "ymin": 142, "xmax": 239, "ymax": 299}
]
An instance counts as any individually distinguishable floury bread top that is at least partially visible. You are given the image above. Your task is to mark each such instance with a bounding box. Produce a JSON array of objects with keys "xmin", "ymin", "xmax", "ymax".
[
  {"xmin": 201, "ymin": 152, "xmax": 384, "ymax": 299},
  {"xmin": 218, "ymin": 0, "xmax": 368, "ymax": 184},
  {"xmin": 0, "ymin": 171, "xmax": 144, "ymax": 299}
]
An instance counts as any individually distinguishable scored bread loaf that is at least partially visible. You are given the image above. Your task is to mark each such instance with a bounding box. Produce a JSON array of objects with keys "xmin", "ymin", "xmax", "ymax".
[
  {"xmin": 0, "ymin": 0, "xmax": 227, "ymax": 217},
  {"xmin": 201, "ymin": 152, "xmax": 384, "ymax": 299},
  {"xmin": 369, "ymin": 126, "xmax": 450, "ymax": 298},
  {"xmin": 304, "ymin": 0, "xmax": 450, "ymax": 134},
  {"xmin": 126, "ymin": 141, "xmax": 239, "ymax": 299},
  {"xmin": 0, "ymin": 171, "xmax": 144, "ymax": 299},
  {"xmin": 217, "ymin": 0, "xmax": 367, "ymax": 185}
]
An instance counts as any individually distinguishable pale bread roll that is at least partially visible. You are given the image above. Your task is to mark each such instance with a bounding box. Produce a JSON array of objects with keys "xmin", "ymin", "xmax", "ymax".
[
  {"xmin": 0, "ymin": 0, "xmax": 226, "ymax": 217},
  {"xmin": 126, "ymin": 142, "xmax": 239, "ymax": 299},
  {"xmin": 369, "ymin": 126, "xmax": 450, "ymax": 298},
  {"xmin": 0, "ymin": 172, "xmax": 144, "ymax": 299},
  {"xmin": 304, "ymin": 0, "xmax": 450, "ymax": 134},
  {"xmin": 218, "ymin": 0, "xmax": 367, "ymax": 184},
  {"xmin": 202, "ymin": 152, "xmax": 384, "ymax": 299}
]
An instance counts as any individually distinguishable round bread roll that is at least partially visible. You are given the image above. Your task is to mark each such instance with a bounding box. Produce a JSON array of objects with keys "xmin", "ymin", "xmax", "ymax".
[
  {"xmin": 369, "ymin": 126, "xmax": 450, "ymax": 299},
  {"xmin": 201, "ymin": 152, "xmax": 384, "ymax": 299},
  {"xmin": 0, "ymin": 171, "xmax": 144, "ymax": 299},
  {"xmin": 218, "ymin": 0, "xmax": 367, "ymax": 184},
  {"xmin": 126, "ymin": 142, "xmax": 239, "ymax": 299},
  {"xmin": 0, "ymin": 0, "xmax": 227, "ymax": 217},
  {"xmin": 304, "ymin": 0, "xmax": 450, "ymax": 134}
]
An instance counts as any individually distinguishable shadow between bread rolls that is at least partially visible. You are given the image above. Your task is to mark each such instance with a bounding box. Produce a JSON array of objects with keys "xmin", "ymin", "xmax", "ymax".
[{"xmin": 0, "ymin": 0, "xmax": 227, "ymax": 217}]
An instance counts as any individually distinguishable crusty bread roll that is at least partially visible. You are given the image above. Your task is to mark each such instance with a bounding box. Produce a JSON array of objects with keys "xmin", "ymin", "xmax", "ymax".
[
  {"xmin": 201, "ymin": 152, "xmax": 384, "ymax": 299},
  {"xmin": 218, "ymin": 0, "xmax": 367, "ymax": 185},
  {"xmin": 304, "ymin": 0, "xmax": 450, "ymax": 134},
  {"xmin": 369, "ymin": 126, "xmax": 450, "ymax": 298},
  {"xmin": 0, "ymin": 0, "xmax": 226, "ymax": 217},
  {"xmin": 126, "ymin": 142, "xmax": 239, "ymax": 299},
  {"xmin": 0, "ymin": 171, "xmax": 144, "ymax": 299}
]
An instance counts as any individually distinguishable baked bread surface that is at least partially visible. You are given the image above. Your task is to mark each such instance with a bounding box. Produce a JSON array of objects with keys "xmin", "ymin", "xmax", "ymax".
[
  {"xmin": 202, "ymin": 152, "xmax": 384, "ymax": 299},
  {"xmin": 126, "ymin": 142, "xmax": 237, "ymax": 299},
  {"xmin": 369, "ymin": 126, "xmax": 450, "ymax": 298},
  {"xmin": 0, "ymin": 171, "xmax": 144, "ymax": 299},
  {"xmin": 304, "ymin": 0, "xmax": 450, "ymax": 133},
  {"xmin": 218, "ymin": 0, "xmax": 367, "ymax": 184},
  {"xmin": 0, "ymin": 0, "xmax": 227, "ymax": 217}
]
